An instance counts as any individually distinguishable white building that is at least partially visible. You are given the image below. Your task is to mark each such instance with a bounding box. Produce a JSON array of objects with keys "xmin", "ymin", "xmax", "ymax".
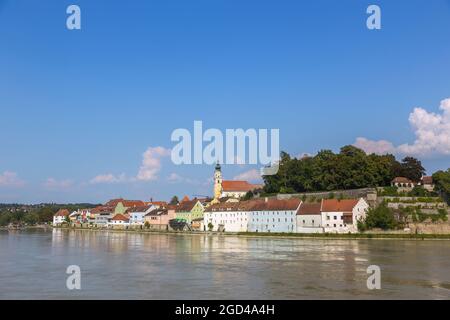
[
  {"xmin": 52, "ymin": 209, "xmax": 70, "ymax": 226},
  {"xmin": 69, "ymin": 209, "xmax": 91, "ymax": 224},
  {"xmin": 297, "ymin": 198, "xmax": 369, "ymax": 234},
  {"xmin": 127, "ymin": 205, "xmax": 155, "ymax": 226},
  {"xmin": 321, "ymin": 198, "xmax": 368, "ymax": 233},
  {"xmin": 296, "ymin": 202, "xmax": 323, "ymax": 233},
  {"xmin": 204, "ymin": 202, "xmax": 250, "ymax": 232},
  {"xmin": 108, "ymin": 214, "xmax": 130, "ymax": 227},
  {"xmin": 204, "ymin": 198, "xmax": 301, "ymax": 233},
  {"xmin": 247, "ymin": 199, "xmax": 300, "ymax": 233},
  {"xmin": 91, "ymin": 206, "xmax": 114, "ymax": 226}
]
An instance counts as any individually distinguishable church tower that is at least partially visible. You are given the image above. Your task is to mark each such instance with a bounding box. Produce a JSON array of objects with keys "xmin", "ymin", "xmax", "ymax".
[{"xmin": 211, "ymin": 162, "xmax": 223, "ymax": 204}]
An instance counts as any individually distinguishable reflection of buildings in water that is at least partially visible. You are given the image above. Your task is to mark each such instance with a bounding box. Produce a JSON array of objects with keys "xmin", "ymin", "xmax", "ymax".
[
  {"xmin": 298, "ymin": 240, "xmax": 365, "ymax": 285},
  {"xmin": 235, "ymin": 239, "xmax": 368, "ymax": 298},
  {"xmin": 202, "ymin": 236, "xmax": 253, "ymax": 287}
]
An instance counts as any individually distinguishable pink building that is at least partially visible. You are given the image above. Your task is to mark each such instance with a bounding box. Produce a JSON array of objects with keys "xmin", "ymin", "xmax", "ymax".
[{"xmin": 144, "ymin": 206, "xmax": 176, "ymax": 230}]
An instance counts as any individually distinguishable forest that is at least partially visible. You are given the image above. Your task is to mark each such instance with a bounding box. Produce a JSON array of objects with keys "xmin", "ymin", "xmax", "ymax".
[{"xmin": 263, "ymin": 145, "xmax": 427, "ymax": 194}]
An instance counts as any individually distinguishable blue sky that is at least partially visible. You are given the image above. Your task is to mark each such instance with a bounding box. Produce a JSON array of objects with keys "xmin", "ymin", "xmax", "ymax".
[{"xmin": 1, "ymin": 0, "xmax": 450, "ymax": 203}]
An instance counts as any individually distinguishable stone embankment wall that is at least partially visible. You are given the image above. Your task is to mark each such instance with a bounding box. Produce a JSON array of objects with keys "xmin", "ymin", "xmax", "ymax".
[{"xmin": 366, "ymin": 222, "xmax": 450, "ymax": 235}]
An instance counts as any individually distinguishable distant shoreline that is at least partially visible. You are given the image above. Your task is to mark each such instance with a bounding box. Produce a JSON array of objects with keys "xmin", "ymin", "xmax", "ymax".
[{"xmin": 24, "ymin": 225, "xmax": 450, "ymax": 241}]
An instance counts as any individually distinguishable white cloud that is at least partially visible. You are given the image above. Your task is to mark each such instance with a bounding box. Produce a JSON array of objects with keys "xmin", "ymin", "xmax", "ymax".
[
  {"xmin": 90, "ymin": 173, "xmax": 127, "ymax": 184},
  {"xmin": 167, "ymin": 172, "xmax": 204, "ymax": 185},
  {"xmin": 354, "ymin": 137, "xmax": 396, "ymax": 155},
  {"xmin": 233, "ymin": 169, "xmax": 262, "ymax": 182},
  {"xmin": 136, "ymin": 146, "xmax": 171, "ymax": 181},
  {"xmin": 43, "ymin": 178, "xmax": 73, "ymax": 189},
  {"xmin": 167, "ymin": 173, "xmax": 183, "ymax": 183},
  {"xmin": 0, "ymin": 171, "xmax": 25, "ymax": 187},
  {"xmin": 88, "ymin": 146, "xmax": 171, "ymax": 185},
  {"xmin": 354, "ymin": 98, "xmax": 450, "ymax": 156}
]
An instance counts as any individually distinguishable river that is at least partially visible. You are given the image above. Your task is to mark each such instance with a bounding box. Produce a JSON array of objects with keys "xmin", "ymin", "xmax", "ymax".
[{"xmin": 1, "ymin": 229, "xmax": 450, "ymax": 299}]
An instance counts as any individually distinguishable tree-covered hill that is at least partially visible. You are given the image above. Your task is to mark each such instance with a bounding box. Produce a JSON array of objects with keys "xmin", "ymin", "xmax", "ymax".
[{"xmin": 263, "ymin": 145, "xmax": 426, "ymax": 194}]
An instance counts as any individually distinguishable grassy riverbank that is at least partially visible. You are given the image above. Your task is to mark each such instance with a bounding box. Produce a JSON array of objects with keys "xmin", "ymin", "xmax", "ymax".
[
  {"xmin": 47, "ymin": 225, "xmax": 450, "ymax": 240},
  {"xmin": 237, "ymin": 231, "xmax": 450, "ymax": 240}
]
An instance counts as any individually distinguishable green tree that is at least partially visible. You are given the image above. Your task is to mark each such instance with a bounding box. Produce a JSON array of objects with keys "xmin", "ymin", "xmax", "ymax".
[
  {"xmin": 399, "ymin": 157, "xmax": 426, "ymax": 182},
  {"xmin": 264, "ymin": 146, "xmax": 404, "ymax": 194},
  {"xmin": 361, "ymin": 204, "xmax": 398, "ymax": 230},
  {"xmin": 433, "ymin": 169, "xmax": 450, "ymax": 204},
  {"xmin": 169, "ymin": 196, "xmax": 179, "ymax": 205},
  {"xmin": 36, "ymin": 207, "xmax": 56, "ymax": 223},
  {"xmin": 23, "ymin": 212, "xmax": 39, "ymax": 225},
  {"xmin": 0, "ymin": 212, "xmax": 13, "ymax": 226},
  {"xmin": 242, "ymin": 191, "xmax": 254, "ymax": 201}
]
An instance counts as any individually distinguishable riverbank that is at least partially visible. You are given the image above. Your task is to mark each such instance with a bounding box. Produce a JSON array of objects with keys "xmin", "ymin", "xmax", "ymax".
[
  {"xmin": 47, "ymin": 225, "xmax": 450, "ymax": 240},
  {"xmin": 0, "ymin": 224, "xmax": 51, "ymax": 231}
]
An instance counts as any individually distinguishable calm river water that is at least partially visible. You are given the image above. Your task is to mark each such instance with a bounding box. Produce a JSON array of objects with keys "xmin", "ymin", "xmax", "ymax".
[{"xmin": 1, "ymin": 229, "xmax": 450, "ymax": 299}]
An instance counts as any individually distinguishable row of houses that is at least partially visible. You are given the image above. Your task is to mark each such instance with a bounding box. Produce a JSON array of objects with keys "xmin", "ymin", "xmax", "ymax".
[
  {"xmin": 52, "ymin": 166, "xmax": 435, "ymax": 234},
  {"xmin": 54, "ymin": 196, "xmax": 369, "ymax": 234},
  {"xmin": 53, "ymin": 198, "xmax": 173, "ymax": 229},
  {"xmin": 204, "ymin": 198, "xmax": 369, "ymax": 234},
  {"xmin": 52, "ymin": 197, "xmax": 206, "ymax": 230}
]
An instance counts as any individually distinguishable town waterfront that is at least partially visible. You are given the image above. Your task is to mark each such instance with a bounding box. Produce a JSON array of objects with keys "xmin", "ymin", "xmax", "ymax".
[{"xmin": 1, "ymin": 229, "xmax": 450, "ymax": 300}]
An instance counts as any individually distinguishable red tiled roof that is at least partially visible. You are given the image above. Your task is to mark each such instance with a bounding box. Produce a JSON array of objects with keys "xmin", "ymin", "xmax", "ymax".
[
  {"xmin": 392, "ymin": 177, "xmax": 414, "ymax": 184},
  {"xmin": 126, "ymin": 205, "xmax": 151, "ymax": 213},
  {"xmin": 175, "ymin": 200, "xmax": 200, "ymax": 212},
  {"xmin": 422, "ymin": 176, "xmax": 433, "ymax": 184},
  {"xmin": 222, "ymin": 180, "xmax": 262, "ymax": 192},
  {"xmin": 145, "ymin": 208, "xmax": 168, "ymax": 216},
  {"xmin": 206, "ymin": 202, "xmax": 242, "ymax": 212},
  {"xmin": 104, "ymin": 199, "xmax": 145, "ymax": 208},
  {"xmin": 54, "ymin": 209, "xmax": 70, "ymax": 217},
  {"xmin": 247, "ymin": 198, "xmax": 301, "ymax": 211},
  {"xmin": 147, "ymin": 201, "xmax": 168, "ymax": 207},
  {"xmin": 297, "ymin": 203, "xmax": 321, "ymax": 215},
  {"xmin": 181, "ymin": 196, "xmax": 190, "ymax": 202},
  {"xmin": 121, "ymin": 200, "xmax": 145, "ymax": 207},
  {"xmin": 321, "ymin": 199, "xmax": 359, "ymax": 213},
  {"xmin": 90, "ymin": 206, "xmax": 114, "ymax": 214},
  {"xmin": 105, "ymin": 198, "xmax": 124, "ymax": 207},
  {"xmin": 206, "ymin": 198, "xmax": 301, "ymax": 212},
  {"xmin": 111, "ymin": 214, "xmax": 129, "ymax": 222}
]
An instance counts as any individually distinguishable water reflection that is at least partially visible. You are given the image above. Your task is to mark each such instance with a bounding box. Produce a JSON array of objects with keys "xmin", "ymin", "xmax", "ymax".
[{"xmin": 1, "ymin": 229, "xmax": 450, "ymax": 299}]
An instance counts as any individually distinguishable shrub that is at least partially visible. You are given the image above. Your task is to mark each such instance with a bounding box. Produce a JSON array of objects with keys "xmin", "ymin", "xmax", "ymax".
[
  {"xmin": 381, "ymin": 186, "xmax": 399, "ymax": 196},
  {"xmin": 360, "ymin": 204, "xmax": 398, "ymax": 230}
]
